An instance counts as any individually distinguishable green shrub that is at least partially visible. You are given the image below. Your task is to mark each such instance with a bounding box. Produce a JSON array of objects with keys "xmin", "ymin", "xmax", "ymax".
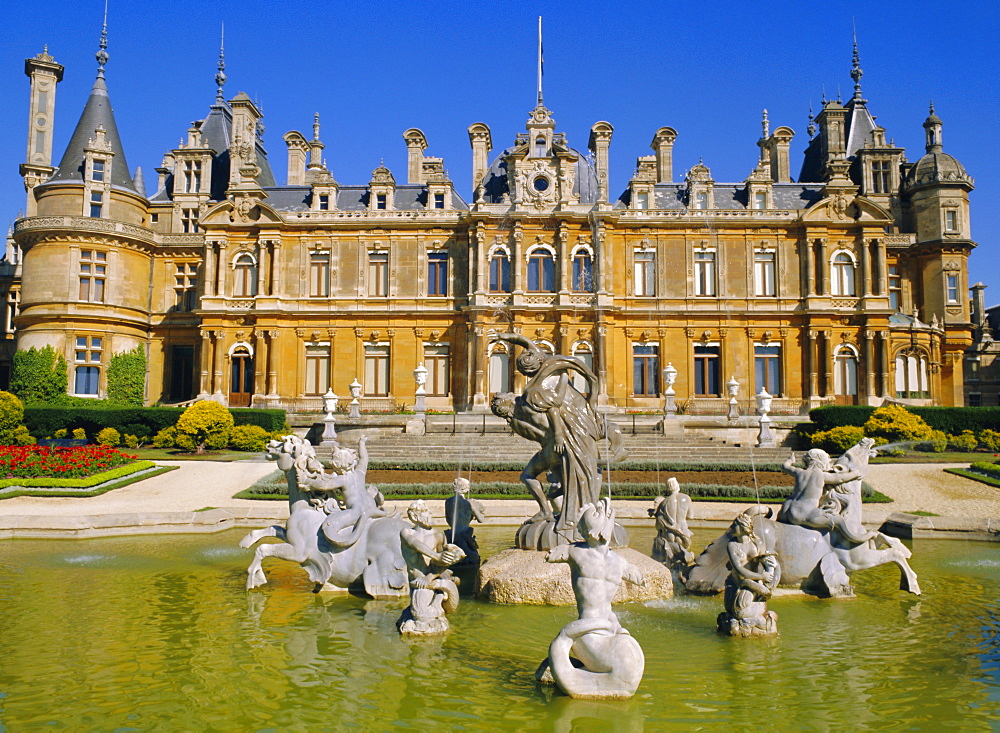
[
  {"xmin": 229, "ymin": 408, "xmax": 287, "ymax": 432},
  {"xmin": 970, "ymin": 461, "xmax": 1000, "ymax": 479},
  {"xmin": 862, "ymin": 405, "xmax": 933, "ymax": 446},
  {"xmin": 10, "ymin": 346, "xmax": 68, "ymax": 404},
  {"xmin": 72, "ymin": 427, "xmax": 87, "ymax": 441},
  {"xmin": 809, "ymin": 405, "xmax": 877, "ymax": 429},
  {"xmin": 95, "ymin": 427, "xmax": 121, "ymax": 447},
  {"xmin": 978, "ymin": 429, "xmax": 1000, "ymax": 453},
  {"xmin": 228, "ymin": 424, "xmax": 270, "ymax": 452},
  {"xmin": 152, "ymin": 425, "xmax": 177, "ymax": 448},
  {"xmin": 914, "ymin": 429, "xmax": 947, "ymax": 453},
  {"xmin": 106, "ymin": 347, "xmax": 146, "ymax": 406},
  {"xmin": 810, "ymin": 405, "xmax": 1000, "ymax": 435},
  {"xmin": 0, "ymin": 391, "xmax": 34, "ymax": 446},
  {"xmin": 54, "ymin": 428, "xmax": 68, "ymax": 439},
  {"xmin": 175, "ymin": 400, "xmax": 234, "ymax": 454},
  {"xmin": 947, "ymin": 430, "xmax": 979, "ymax": 453},
  {"xmin": 123, "ymin": 434, "xmax": 140, "ymax": 449},
  {"xmin": 810, "ymin": 425, "xmax": 865, "ymax": 453}
]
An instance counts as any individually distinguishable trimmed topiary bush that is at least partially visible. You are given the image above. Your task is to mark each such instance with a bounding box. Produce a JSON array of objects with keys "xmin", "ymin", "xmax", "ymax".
[
  {"xmin": 96, "ymin": 427, "xmax": 121, "ymax": 447},
  {"xmin": 228, "ymin": 424, "xmax": 270, "ymax": 452},
  {"xmin": 810, "ymin": 425, "xmax": 865, "ymax": 453},
  {"xmin": 175, "ymin": 400, "xmax": 234, "ymax": 454},
  {"xmin": 72, "ymin": 427, "xmax": 87, "ymax": 441},
  {"xmin": 106, "ymin": 346, "xmax": 146, "ymax": 406},
  {"xmin": 862, "ymin": 405, "xmax": 933, "ymax": 446}
]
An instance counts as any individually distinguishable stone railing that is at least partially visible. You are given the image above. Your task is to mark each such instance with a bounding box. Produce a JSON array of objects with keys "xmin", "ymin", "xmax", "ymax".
[{"xmin": 14, "ymin": 216, "xmax": 155, "ymax": 244}]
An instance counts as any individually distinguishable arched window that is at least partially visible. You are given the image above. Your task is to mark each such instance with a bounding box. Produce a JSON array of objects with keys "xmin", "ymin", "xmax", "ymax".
[
  {"xmin": 834, "ymin": 346, "xmax": 859, "ymax": 404},
  {"xmin": 233, "ymin": 253, "xmax": 258, "ymax": 298},
  {"xmin": 895, "ymin": 351, "xmax": 930, "ymax": 399},
  {"xmin": 526, "ymin": 246, "xmax": 555, "ymax": 292},
  {"xmin": 488, "ymin": 344, "xmax": 512, "ymax": 395},
  {"xmin": 534, "ymin": 136, "xmax": 547, "ymax": 157},
  {"xmin": 831, "ymin": 252, "xmax": 856, "ymax": 296},
  {"xmin": 488, "ymin": 248, "xmax": 511, "ymax": 292},
  {"xmin": 572, "ymin": 249, "xmax": 593, "ymax": 292}
]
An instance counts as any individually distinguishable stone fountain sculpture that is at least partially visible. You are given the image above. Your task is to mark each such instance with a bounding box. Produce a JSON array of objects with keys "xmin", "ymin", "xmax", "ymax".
[
  {"xmin": 716, "ymin": 509, "xmax": 780, "ymax": 637},
  {"xmin": 397, "ymin": 500, "xmax": 466, "ymax": 636},
  {"xmin": 536, "ymin": 498, "xmax": 646, "ymax": 699},
  {"xmin": 444, "ymin": 477, "xmax": 485, "ymax": 566},
  {"xmin": 649, "ymin": 478, "xmax": 694, "ymax": 568},
  {"xmin": 488, "ymin": 331, "xmax": 628, "ymax": 550},
  {"xmin": 239, "ymin": 435, "xmax": 408, "ymax": 597},
  {"xmin": 686, "ymin": 438, "xmax": 920, "ymax": 598}
]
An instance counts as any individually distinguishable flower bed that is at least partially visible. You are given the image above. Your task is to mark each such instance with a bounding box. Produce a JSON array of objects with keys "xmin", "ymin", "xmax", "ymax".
[{"xmin": 0, "ymin": 445, "xmax": 137, "ymax": 479}]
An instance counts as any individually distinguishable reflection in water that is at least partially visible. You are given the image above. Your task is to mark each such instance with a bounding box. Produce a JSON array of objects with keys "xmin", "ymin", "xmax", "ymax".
[{"xmin": 0, "ymin": 529, "xmax": 997, "ymax": 729}]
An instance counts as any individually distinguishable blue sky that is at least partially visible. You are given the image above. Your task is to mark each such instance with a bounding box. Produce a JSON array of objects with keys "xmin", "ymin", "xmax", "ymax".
[{"xmin": 2, "ymin": 0, "xmax": 997, "ymax": 302}]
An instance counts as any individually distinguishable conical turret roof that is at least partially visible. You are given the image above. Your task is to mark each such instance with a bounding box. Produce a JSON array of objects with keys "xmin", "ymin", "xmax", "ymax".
[{"xmin": 47, "ymin": 74, "xmax": 138, "ymax": 194}]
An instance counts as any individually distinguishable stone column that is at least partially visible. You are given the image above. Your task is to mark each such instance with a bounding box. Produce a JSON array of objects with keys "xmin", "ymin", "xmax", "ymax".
[
  {"xmin": 821, "ymin": 330, "xmax": 832, "ymax": 398},
  {"xmin": 267, "ymin": 330, "xmax": 280, "ymax": 398},
  {"xmin": 879, "ymin": 330, "xmax": 891, "ymax": 398},
  {"xmin": 805, "ymin": 239, "xmax": 815, "ymax": 296},
  {"xmin": 212, "ymin": 331, "xmax": 225, "ymax": 398},
  {"xmin": 557, "ymin": 228, "xmax": 570, "ymax": 293},
  {"xmin": 327, "ymin": 328, "xmax": 337, "ymax": 397},
  {"xmin": 595, "ymin": 322, "xmax": 609, "ymax": 406},
  {"xmin": 806, "ymin": 330, "xmax": 818, "ymax": 398},
  {"xmin": 860, "ymin": 239, "xmax": 871, "ymax": 295},
  {"xmin": 254, "ymin": 330, "xmax": 268, "ymax": 403},
  {"xmin": 510, "ymin": 230, "xmax": 522, "ymax": 293},
  {"xmin": 269, "ymin": 242, "xmax": 281, "ymax": 297},
  {"xmin": 257, "ymin": 242, "xmax": 269, "ymax": 296},
  {"xmin": 204, "ymin": 243, "xmax": 216, "ymax": 297},
  {"xmin": 875, "ymin": 239, "xmax": 888, "ymax": 296},
  {"xmin": 471, "ymin": 323, "xmax": 487, "ymax": 410},
  {"xmin": 863, "ymin": 329, "xmax": 876, "ymax": 399},
  {"xmin": 216, "ymin": 243, "xmax": 228, "ymax": 298},
  {"xmin": 198, "ymin": 329, "xmax": 213, "ymax": 396},
  {"xmin": 818, "ymin": 238, "xmax": 829, "ymax": 295}
]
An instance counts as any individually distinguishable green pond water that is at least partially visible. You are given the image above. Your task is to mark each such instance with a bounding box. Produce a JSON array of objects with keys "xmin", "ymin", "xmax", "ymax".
[{"xmin": 0, "ymin": 527, "xmax": 997, "ymax": 731}]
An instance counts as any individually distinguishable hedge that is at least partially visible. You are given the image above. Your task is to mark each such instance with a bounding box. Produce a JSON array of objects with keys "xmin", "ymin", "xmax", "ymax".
[
  {"xmin": 809, "ymin": 405, "xmax": 1000, "ymax": 434},
  {"xmin": 23, "ymin": 405, "xmax": 286, "ymax": 439},
  {"xmin": 367, "ymin": 459, "xmax": 786, "ymax": 473}
]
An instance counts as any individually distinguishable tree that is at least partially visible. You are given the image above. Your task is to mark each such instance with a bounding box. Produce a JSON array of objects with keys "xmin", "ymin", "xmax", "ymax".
[
  {"xmin": 107, "ymin": 346, "xmax": 147, "ymax": 406},
  {"xmin": 10, "ymin": 346, "xmax": 68, "ymax": 403},
  {"xmin": 175, "ymin": 400, "xmax": 234, "ymax": 454}
]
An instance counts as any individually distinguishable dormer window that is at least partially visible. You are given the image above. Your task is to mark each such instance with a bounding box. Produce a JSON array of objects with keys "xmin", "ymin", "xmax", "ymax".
[
  {"xmin": 434, "ymin": 193, "xmax": 445, "ymax": 209},
  {"xmin": 91, "ymin": 159, "xmax": 105, "ymax": 182},
  {"xmin": 636, "ymin": 192, "xmax": 649, "ymax": 210},
  {"xmin": 183, "ymin": 161, "xmax": 202, "ymax": 193},
  {"xmin": 695, "ymin": 192, "xmax": 709, "ymax": 210},
  {"xmin": 753, "ymin": 191, "xmax": 767, "ymax": 210},
  {"xmin": 376, "ymin": 194, "xmax": 387, "ymax": 210},
  {"xmin": 872, "ymin": 160, "xmax": 891, "ymax": 194},
  {"xmin": 534, "ymin": 136, "xmax": 546, "ymax": 157},
  {"xmin": 318, "ymin": 194, "xmax": 329, "ymax": 211}
]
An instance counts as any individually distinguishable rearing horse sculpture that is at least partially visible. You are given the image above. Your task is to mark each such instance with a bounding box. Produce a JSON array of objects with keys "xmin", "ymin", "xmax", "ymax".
[{"xmin": 239, "ymin": 436, "xmax": 408, "ymax": 597}]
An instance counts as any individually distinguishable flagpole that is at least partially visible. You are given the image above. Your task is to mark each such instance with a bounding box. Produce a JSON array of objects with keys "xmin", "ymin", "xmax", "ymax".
[{"xmin": 537, "ymin": 16, "xmax": 543, "ymax": 106}]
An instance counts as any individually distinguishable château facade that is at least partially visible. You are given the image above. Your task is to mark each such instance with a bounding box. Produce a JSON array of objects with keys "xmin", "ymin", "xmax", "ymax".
[{"xmin": 6, "ymin": 41, "xmax": 979, "ymax": 412}]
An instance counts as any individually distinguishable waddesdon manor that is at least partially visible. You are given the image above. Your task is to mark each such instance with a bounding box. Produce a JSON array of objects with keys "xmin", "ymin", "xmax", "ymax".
[{"xmin": 3, "ymin": 34, "xmax": 987, "ymax": 414}]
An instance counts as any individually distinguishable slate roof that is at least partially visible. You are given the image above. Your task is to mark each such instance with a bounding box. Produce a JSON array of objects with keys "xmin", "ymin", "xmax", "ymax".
[
  {"xmin": 479, "ymin": 147, "xmax": 599, "ymax": 204},
  {"xmin": 614, "ymin": 183, "xmax": 823, "ymax": 210},
  {"xmin": 47, "ymin": 74, "xmax": 138, "ymax": 194},
  {"xmin": 260, "ymin": 185, "xmax": 469, "ymax": 212}
]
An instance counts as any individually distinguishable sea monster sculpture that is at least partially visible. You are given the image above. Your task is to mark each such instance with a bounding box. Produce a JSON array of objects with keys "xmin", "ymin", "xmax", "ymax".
[
  {"xmin": 239, "ymin": 435, "xmax": 408, "ymax": 597},
  {"xmin": 398, "ymin": 500, "xmax": 466, "ymax": 636},
  {"xmin": 536, "ymin": 498, "xmax": 645, "ymax": 699},
  {"xmin": 685, "ymin": 439, "xmax": 920, "ymax": 598},
  {"xmin": 489, "ymin": 331, "xmax": 628, "ymax": 549}
]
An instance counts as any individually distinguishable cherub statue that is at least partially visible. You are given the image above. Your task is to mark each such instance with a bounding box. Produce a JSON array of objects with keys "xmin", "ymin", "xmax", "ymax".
[
  {"xmin": 536, "ymin": 498, "xmax": 645, "ymax": 699},
  {"xmin": 444, "ymin": 477, "xmax": 486, "ymax": 565},
  {"xmin": 649, "ymin": 477, "xmax": 694, "ymax": 568},
  {"xmin": 397, "ymin": 500, "xmax": 466, "ymax": 636}
]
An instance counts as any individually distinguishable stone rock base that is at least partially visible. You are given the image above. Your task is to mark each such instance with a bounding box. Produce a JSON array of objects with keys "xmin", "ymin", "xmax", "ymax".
[
  {"xmin": 397, "ymin": 607, "xmax": 450, "ymax": 636},
  {"xmin": 475, "ymin": 547, "xmax": 673, "ymax": 605},
  {"xmin": 716, "ymin": 610, "xmax": 778, "ymax": 638}
]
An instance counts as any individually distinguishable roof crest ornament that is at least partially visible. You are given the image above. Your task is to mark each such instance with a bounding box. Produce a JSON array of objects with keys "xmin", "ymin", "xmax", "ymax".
[
  {"xmin": 761, "ymin": 109, "xmax": 770, "ymax": 138},
  {"xmin": 96, "ymin": 0, "xmax": 109, "ymax": 78},
  {"xmin": 215, "ymin": 23, "xmax": 227, "ymax": 103},
  {"xmin": 851, "ymin": 23, "xmax": 865, "ymax": 102},
  {"xmin": 313, "ymin": 113, "xmax": 321, "ymax": 142},
  {"xmin": 807, "ymin": 105, "xmax": 816, "ymax": 138}
]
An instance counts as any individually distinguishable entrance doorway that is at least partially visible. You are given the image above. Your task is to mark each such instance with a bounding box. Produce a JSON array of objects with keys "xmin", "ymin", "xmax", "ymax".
[{"xmin": 229, "ymin": 347, "xmax": 254, "ymax": 407}]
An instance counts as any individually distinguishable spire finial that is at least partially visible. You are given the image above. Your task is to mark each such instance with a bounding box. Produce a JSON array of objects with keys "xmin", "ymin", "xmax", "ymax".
[
  {"xmin": 807, "ymin": 104, "xmax": 817, "ymax": 138},
  {"xmin": 761, "ymin": 109, "xmax": 770, "ymax": 138},
  {"xmin": 95, "ymin": 0, "xmax": 109, "ymax": 77},
  {"xmin": 929, "ymin": 100, "xmax": 935, "ymax": 115},
  {"xmin": 851, "ymin": 22, "xmax": 864, "ymax": 101},
  {"xmin": 536, "ymin": 16, "xmax": 544, "ymax": 107},
  {"xmin": 313, "ymin": 113, "xmax": 320, "ymax": 142},
  {"xmin": 215, "ymin": 23, "xmax": 227, "ymax": 102}
]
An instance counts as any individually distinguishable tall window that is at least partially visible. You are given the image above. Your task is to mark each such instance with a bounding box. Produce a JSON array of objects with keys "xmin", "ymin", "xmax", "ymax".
[
  {"xmin": 424, "ymin": 344, "xmax": 450, "ymax": 396},
  {"xmin": 753, "ymin": 191, "xmax": 767, "ymax": 210},
  {"xmin": 368, "ymin": 251, "xmax": 389, "ymax": 297},
  {"xmin": 695, "ymin": 191, "xmax": 709, "ymax": 209},
  {"xmin": 571, "ymin": 343, "xmax": 594, "ymax": 395},
  {"xmin": 79, "ymin": 250, "xmax": 107, "ymax": 302},
  {"xmin": 181, "ymin": 208, "xmax": 199, "ymax": 233},
  {"xmin": 831, "ymin": 252, "xmax": 856, "ymax": 296},
  {"xmin": 433, "ymin": 193, "xmax": 445, "ymax": 209},
  {"xmin": 304, "ymin": 344, "xmax": 330, "ymax": 395},
  {"xmin": 694, "ymin": 250, "xmax": 716, "ymax": 296},
  {"xmin": 233, "ymin": 253, "xmax": 257, "ymax": 298},
  {"xmin": 5, "ymin": 288, "xmax": 19, "ymax": 334},
  {"xmin": 754, "ymin": 345, "xmax": 781, "ymax": 395},
  {"xmin": 694, "ymin": 345, "xmax": 720, "ymax": 396},
  {"xmin": 872, "ymin": 160, "xmax": 891, "ymax": 194},
  {"xmin": 632, "ymin": 344, "xmax": 659, "ymax": 396},
  {"xmin": 89, "ymin": 191, "xmax": 104, "ymax": 218},
  {"xmin": 489, "ymin": 250, "xmax": 511, "ymax": 292},
  {"xmin": 74, "ymin": 336, "xmax": 102, "ymax": 395},
  {"xmin": 489, "ymin": 347, "xmax": 512, "ymax": 394},
  {"xmin": 572, "ymin": 250, "xmax": 593, "ymax": 292},
  {"xmin": 310, "ymin": 252, "xmax": 330, "ymax": 297},
  {"xmin": 184, "ymin": 160, "xmax": 202, "ymax": 193},
  {"xmin": 753, "ymin": 251, "xmax": 775, "ymax": 296},
  {"xmin": 91, "ymin": 159, "xmax": 105, "ymax": 182},
  {"xmin": 527, "ymin": 249, "xmax": 555, "ymax": 292},
  {"xmin": 895, "ymin": 353, "xmax": 929, "ymax": 398},
  {"xmin": 634, "ymin": 251, "xmax": 655, "ymax": 296},
  {"xmin": 364, "ymin": 344, "xmax": 390, "ymax": 396},
  {"xmin": 834, "ymin": 347, "xmax": 859, "ymax": 398},
  {"xmin": 888, "ymin": 264, "xmax": 902, "ymax": 311},
  {"xmin": 376, "ymin": 194, "xmax": 387, "ymax": 210},
  {"xmin": 534, "ymin": 136, "xmax": 546, "ymax": 157},
  {"xmin": 947, "ymin": 274, "xmax": 959, "ymax": 303},
  {"xmin": 428, "ymin": 252, "xmax": 448, "ymax": 296},
  {"xmin": 635, "ymin": 192, "xmax": 649, "ymax": 209},
  {"xmin": 945, "ymin": 210, "xmax": 958, "ymax": 232},
  {"xmin": 174, "ymin": 263, "xmax": 198, "ymax": 312},
  {"xmin": 318, "ymin": 194, "xmax": 330, "ymax": 211}
]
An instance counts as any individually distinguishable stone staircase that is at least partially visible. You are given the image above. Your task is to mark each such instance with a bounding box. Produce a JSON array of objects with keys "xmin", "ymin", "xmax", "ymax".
[{"xmin": 366, "ymin": 432, "xmax": 789, "ymax": 464}]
